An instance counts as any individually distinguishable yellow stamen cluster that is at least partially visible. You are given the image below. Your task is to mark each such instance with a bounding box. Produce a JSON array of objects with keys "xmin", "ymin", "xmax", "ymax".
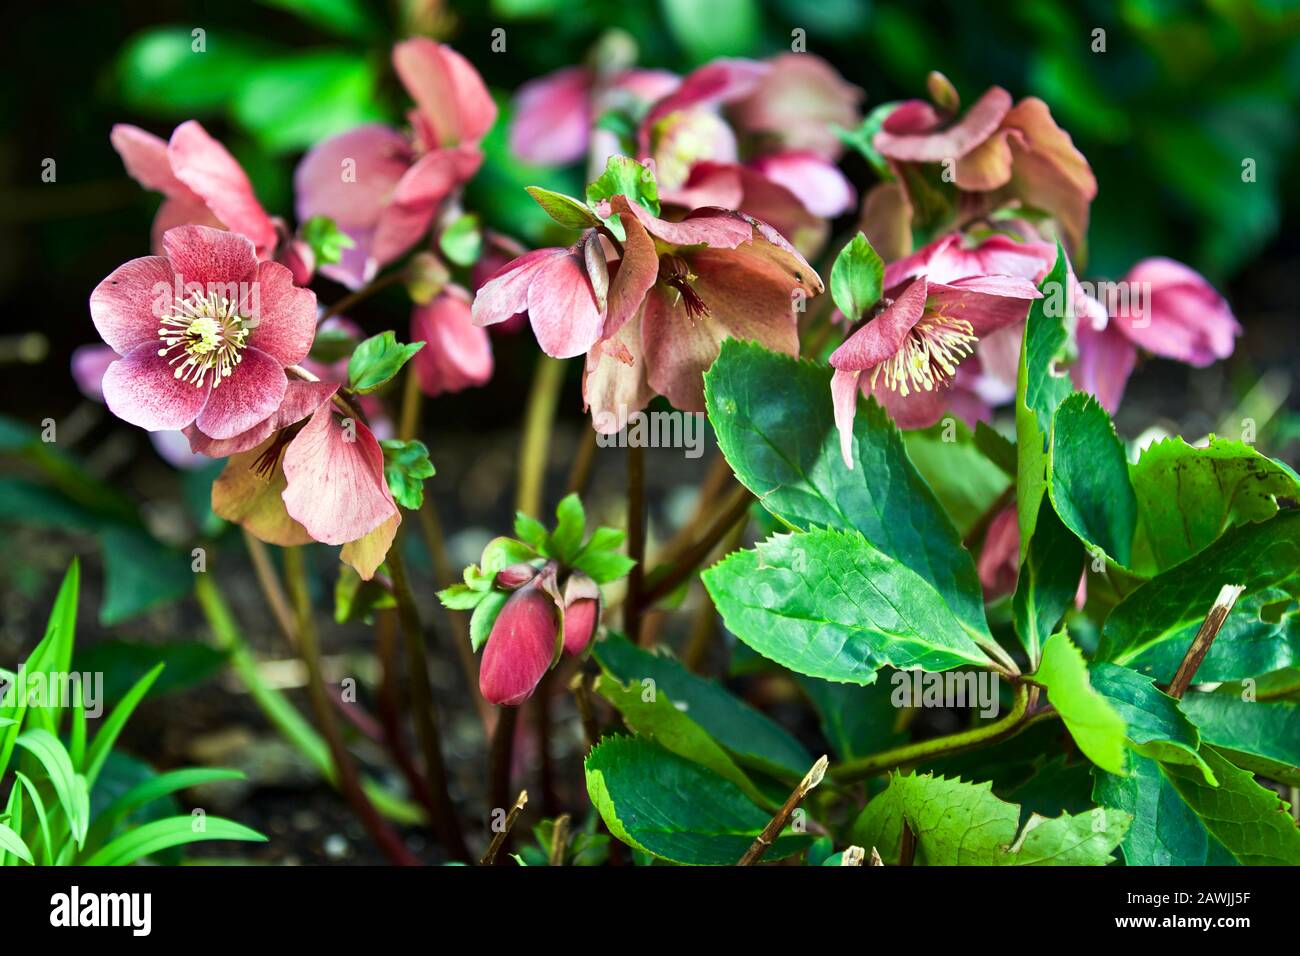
[
  {"xmin": 157, "ymin": 290, "xmax": 250, "ymax": 389},
  {"xmin": 871, "ymin": 314, "xmax": 977, "ymax": 397}
]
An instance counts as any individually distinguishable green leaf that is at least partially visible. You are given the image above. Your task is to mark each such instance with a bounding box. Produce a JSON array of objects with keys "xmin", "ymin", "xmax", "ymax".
[
  {"xmin": 1012, "ymin": 500, "xmax": 1084, "ymax": 665},
  {"xmin": 1089, "ymin": 662, "xmax": 1215, "ymax": 783},
  {"xmin": 1097, "ymin": 512, "xmax": 1300, "ymax": 682},
  {"xmin": 525, "ymin": 186, "xmax": 601, "ymax": 229},
  {"xmin": 1049, "ymin": 392, "xmax": 1137, "ymax": 567},
  {"xmin": 834, "ymin": 102, "xmax": 900, "ymax": 179},
  {"xmin": 704, "ymin": 342, "xmax": 993, "ymax": 652},
  {"xmin": 1093, "ymin": 746, "xmax": 1300, "ymax": 865},
  {"xmin": 23, "ymin": 560, "xmax": 80, "ymax": 736},
  {"xmin": 335, "ymin": 564, "xmax": 396, "ymax": 623},
  {"xmin": 254, "ymin": 0, "xmax": 381, "ymax": 39},
  {"xmin": 12, "ymin": 772, "xmax": 51, "ymax": 865},
  {"xmin": 584, "ymin": 736, "xmax": 811, "ymax": 865},
  {"xmin": 829, "ymin": 232, "xmax": 885, "ymax": 322},
  {"xmin": 0, "ymin": 822, "xmax": 33, "ymax": 866},
  {"xmin": 16, "ymin": 729, "xmax": 90, "ymax": 849},
  {"xmin": 548, "ymin": 493, "xmax": 586, "ymax": 563},
  {"xmin": 470, "ymin": 590, "xmax": 510, "ymax": 653},
  {"xmin": 662, "ymin": 0, "xmax": 760, "ymax": 63},
  {"xmin": 87, "ymin": 768, "xmax": 246, "ymax": 851},
  {"xmin": 299, "ymin": 215, "xmax": 355, "ymax": 266},
  {"xmin": 1033, "ymin": 632, "xmax": 1127, "ymax": 774},
  {"xmin": 1179, "ymin": 691, "xmax": 1300, "ymax": 786},
  {"xmin": 97, "ymin": 527, "xmax": 194, "ymax": 626},
  {"xmin": 594, "ymin": 632, "xmax": 812, "ymax": 778},
  {"xmin": 585, "ymin": 155, "xmax": 660, "ymax": 230},
  {"xmin": 83, "ymin": 663, "xmax": 165, "ymax": 790},
  {"xmin": 115, "ymin": 27, "xmax": 272, "ymax": 116},
  {"xmin": 82, "ymin": 815, "xmax": 267, "ymax": 866},
  {"xmin": 903, "ymin": 419, "xmax": 1011, "ymax": 538},
  {"xmin": 1129, "ymin": 436, "xmax": 1300, "ymax": 573},
  {"xmin": 593, "ymin": 674, "xmax": 770, "ymax": 807},
  {"xmin": 380, "ymin": 439, "xmax": 436, "ymax": 510},
  {"xmin": 347, "ymin": 332, "xmax": 424, "ymax": 394},
  {"xmin": 1015, "ymin": 244, "xmax": 1073, "ymax": 558},
  {"xmin": 796, "ymin": 673, "xmax": 908, "ymax": 762},
  {"xmin": 974, "ymin": 421, "xmax": 1017, "ymax": 477},
  {"xmin": 514, "ymin": 512, "xmax": 548, "ymax": 550},
  {"xmin": 850, "ymin": 771, "xmax": 1130, "ymax": 865},
  {"xmin": 439, "ymin": 213, "xmax": 483, "ymax": 268},
  {"xmin": 704, "ymin": 530, "xmax": 994, "ymax": 686}
]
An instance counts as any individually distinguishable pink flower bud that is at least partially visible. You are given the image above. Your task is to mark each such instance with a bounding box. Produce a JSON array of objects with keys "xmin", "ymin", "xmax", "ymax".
[
  {"xmin": 495, "ymin": 562, "xmax": 539, "ymax": 591},
  {"xmin": 562, "ymin": 574, "xmax": 600, "ymax": 657},
  {"xmin": 479, "ymin": 566, "xmax": 560, "ymax": 707}
]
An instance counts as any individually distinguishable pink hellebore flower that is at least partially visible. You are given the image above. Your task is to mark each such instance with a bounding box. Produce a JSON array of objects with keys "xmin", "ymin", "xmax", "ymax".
[
  {"xmin": 295, "ymin": 39, "xmax": 496, "ymax": 289},
  {"xmin": 581, "ymin": 196, "xmax": 821, "ymax": 431},
  {"xmin": 478, "ymin": 564, "xmax": 601, "ymax": 706},
  {"xmin": 1071, "ymin": 257, "xmax": 1239, "ymax": 411},
  {"xmin": 410, "ymin": 285, "xmax": 494, "ymax": 396},
  {"xmin": 111, "ymin": 121, "xmax": 278, "ymax": 259},
  {"xmin": 89, "ymin": 225, "xmax": 316, "ymax": 441},
  {"xmin": 829, "ymin": 274, "xmax": 1040, "ymax": 465}
]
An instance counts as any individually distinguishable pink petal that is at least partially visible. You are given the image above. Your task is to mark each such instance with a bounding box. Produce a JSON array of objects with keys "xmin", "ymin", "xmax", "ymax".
[
  {"xmin": 830, "ymin": 368, "xmax": 862, "ymax": 468},
  {"xmin": 526, "ymin": 251, "xmax": 605, "ymax": 359},
  {"xmin": 829, "ymin": 278, "xmax": 928, "ymax": 372},
  {"xmin": 392, "ymin": 39, "xmax": 497, "ymax": 148},
  {"xmin": 101, "ymin": 344, "xmax": 211, "ymax": 432},
  {"xmin": 150, "ymin": 194, "xmax": 226, "ymax": 257},
  {"xmin": 89, "ymin": 255, "xmax": 178, "ymax": 355},
  {"xmin": 1001, "ymin": 98, "xmax": 1097, "ymax": 255},
  {"xmin": 642, "ymin": 59, "xmax": 768, "ymax": 137},
  {"xmin": 868, "ymin": 373, "xmax": 953, "ymax": 430},
  {"xmin": 241, "ymin": 259, "xmax": 318, "ymax": 367},
  {"xmin": 411, "ymin": 289, "xmax": 494, "ymax": 396},
  {"xmin": 281, "ymin": 404, "xmax": 397, "ymax": 545},
  {"xmin": 162, "ymin": 225, "xmax": 258, "ymax": 290},
  {"xmin": 880, "ymin": 99, "xmax": 943, "ymax": 135},
  {"xmin": 70, "ymin": 344, "xmax": 118, "ymax": 402},
  {"xmin": 729, "ymin": 54, "xmax": 862, "ymax": 159},
  {"xmin": 168, "ymin": 121, "xmax": 276, "ymax": 254},
  {"xmin": 193, "ymin": 347, "xmax": 288, "ymax": 441},
  {"xmin": 111, "ymin": 124, "xmax": 192, "ymax": 199},
  {"xmin": 510, "ymin": 67, "xmax": 593, "ymax": 165},
  {"xmin": 584, "ymin": 308, "xmax": 654, "ymax": 434},
  {"xmin": 604, "ymin": 204, "xmax": 659, "ymax": 338},
  {"xmin": 1071, "ymin": 319, "xmax": 1138, "ymax": 413},
  {"xmin": 927, "ymin": 276, "xmax": 1041, "ymax": 336},
  {"xmin": 186, "ymin": 379, "xmax": 338, "ymax": 457},
  {"xmin": 1113, "ymin": 257, "xmax": 1240, "ymax": 365},
  {"xmin": 562, "ymin": 576, "xmax": 600, "ymax": 656},
  {"xmin": 212, "ymin": 439, "xmax": 313, "ymax": 547},
  {"xmin": 472, "ymin": 247, "xmax": 566, "ymax": 328},
  {"xmin": 478, "ymin": 577, "xmax": 560, "ymax": 707},
  {"xmin": 749, "ymin": 151, "xmax": 855, "ymax": 218},
  {"xmin": 341, "ymin": 512, "xmax": 401, "ymax": 581},
  {"xmin": 875, "ymin": 86, "xmax": 1012, "ymax": 163},
  {"xmin": 615, "ymin": 197, "xmax": 753, "ymax": 249},
  {"xmin": 953, "ymin": 131, "xmax": 1014, "ymax": 191},
  {"xmin": 371, "ymin": 147, "xmax": 479, "ymax": 269},
  {"xmin": 977, "ymin": 506, "xmax": 1020, "ymax": 599},
  {"xmin": 857, "ymin": 182, "xmax": 913, "ymax": 263}
]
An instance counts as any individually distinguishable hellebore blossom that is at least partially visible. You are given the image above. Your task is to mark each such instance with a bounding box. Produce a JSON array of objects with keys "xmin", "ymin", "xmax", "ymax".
[
  {"xmin": 295, "ymin": 39, "xmax": 496, "ymax": 289},
  {"xmin": 1071, "ymin": 258, "xmax": 1240, "ymax": 411},
  {"xmin": 829, "ymin": 273, "xmax": 1040, "ymax": 464},
  {"xmin": 89, "ymin": 225, "xmax": 316, "ymax": 440},
  {"xmin": 410, "ymin": 285, "xmax": 493, "ymax": 396}
]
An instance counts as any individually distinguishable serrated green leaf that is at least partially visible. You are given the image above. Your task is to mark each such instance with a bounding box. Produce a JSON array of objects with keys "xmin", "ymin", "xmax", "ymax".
[
  {"xmin": 594, "ymin": 632, "xmax": 812, "ymax": 778},
  {"xmin": 1049, "ymin": 392, "xmax": 1137, "ymax": 567},
  {"xmin": 850, "ymin": 771, "xmax": 1130, "ymax": 865},
  {"xmin": 347, "ymin": 332, "xmax": 424, "ymax": 394},
  {"xmin": 1093, "ymin": 746, "xmax": 1300, "ymax": 865},
  {"xmin": 704, "ymin": 341, "xmax": 995, "ymax": 656},
  {"xmin": 549, "ymin": 493, "xmax": 585, "ymax": 562},
  {"xmin": 380, "ymin": 439, "xmax": 436, "ymax": 510},
  {"xmin": 584, "ymin": 736, "xmax": 811, "ymax": 865},
  {"xmin": 470, "ymin": 590, "xmax": 510, "ymax": 652},
  {"xmin": 903, "ymin": 418, "xmax": 1011, "ymax": 538},
  {"xmin": 585, "ymin": 155, "xmax": 659, "ymax": 239},
  {"xmin": 1129, "ymin": 436, "xmax": 1300, "ymax": 573},
  {"xmin": 1097, "ymin": 512, "xmax": 1300, "ymax": 681},
  {"xmin": 1034, "ymin": 632, "xmax": 1128, "ymax": 774},
  {"xmin": 829, "ymin": 232, "xmax": 884, "ymax": 322},
  {"xmin": 1089, "ymin": 662, "xmax": 1215, "ymax": 783},
  {"xmin": 514, "ymin": 512, "xmax": 548, "ymax": 550},
  {"xmin": 704, "ymin": 529, "xmax": 993, "ymax": 686},
  {"xmin": 1179, "ymin": 691, "xmax": 1300, "ymax": 786},
  {"xmin": 1012, "ymin": 500, "xmax": 1084, "ymax": 665}
]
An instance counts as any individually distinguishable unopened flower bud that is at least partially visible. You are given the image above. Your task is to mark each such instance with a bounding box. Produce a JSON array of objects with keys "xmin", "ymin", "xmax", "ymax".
[
  {"xmin": 479, "ymin": 571, "xmax": 561, "ymax": 707},
  {"xmin": 561, "ymin": 573, "xmax": 600, "ymax": 657}
]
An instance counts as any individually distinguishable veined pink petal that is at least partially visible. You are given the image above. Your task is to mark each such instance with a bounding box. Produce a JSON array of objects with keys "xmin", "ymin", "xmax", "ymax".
[
  {"xmin": 584, "ymin": 308, "xmax": 654, "ymax": 434},
  {"xmin": 615, "ymin": 197, "xmax": 753, "ymax": 249},
  {"xmin": 829, "ymin": 278, "xmax": 929, "ymax": 372},
  {"xmin": 370, "ymin": 148, "xmax": 479, "ymax": 269},
  {"xmin": 89, "ymin": 254, "xmax": 177, "ymax": 355},
  {"xmin": 927, "ymin": 275, "xmax": 1041, "ymax": 336},
  {"xmin": 1001, "ymin": 98, "xmax": 1097, "ymax": 256},
  {"xmin": 281, "ymin": 404, "xmax": 396, "ymax": 545},
  {"xmin": 162, "ymin": 225, "xmax": 258, "ymax": 290},
  {"xmin": 101, "ymin": 344, "xmax": 211, "ymax": 432},
  {"xmin": 472, "ymin": 247, "xmax": 566, "ymax": 328},
  {"xmin": 168, "ymin": 121, "xmax": 277, "ymax": 254},
  {"xmin": 411, "ymin": 288, "xmax": 494, "ymax": 396},
  {"xmin": 526, "ymin": 251, "xmax": 605, "ymax": 358},
  {"xmin": 1071, "ymin": 319, "xmax": 1137, "ymax": 412},
  {"xmin": 393, "ymin": 39, "xmax": 497, "ymax": 147},
  {"xmin": 875, "ymin": 87, "xmax": 1013, "ymax": 163},
  {"xmin": 749, "ymin": 151, "xmax": 855, "ymax": 218},
  {"xmin": 642, "ymin": 58, "xmax": 768, "ymax": 136},
  {"xmin": 729, "ymin": 54, "xmax": 862, "ymax": 159},
  {"xmin": 510, "ymin": 67, "xmax": 593, "ymax": 165},
  {"xmin": 830, "ymin": 368, "xmax": 863, "ymax": 468},
  {"xmin": 151, "ymin": 194, "xmax": 225, "ymax": 257},
  {"xmin": 1112, "ymin": 257, "xmax": 1239, "ymax": 365},
  {"xmin": 111, "ymin": 124, "xmax": 193, "ymax": 199},
  {"xmin": 729, "ymin": 166, "xmax": 828, "ymax": 257},
  {"xmin": 295, "ymin": 125, "xmax": 412, "ymax": 230},
  {"xmin": 212, "ymin": 439, "xmax": 313, "ymax": 547},
  {"xmin": 478, "ymin": 576, "xmax": 560, "ymax": 707},
  {"xmin": 193, "ymin": 347, "xmax": 288, "ymax": 441},
  {"xmin": 186, "ymin": 379, "xmax": 337, "ymax": 457},
  {"xmin": 977, "ymin": 506, "xmax": 1020, "ymax": 599},
  {"xmin": 604, "ymin": 204, "xmax": 659, "ymax": 338},
  {"xmin": 244, "ymin": 259, "xmax": 317, "ymax": 366}
]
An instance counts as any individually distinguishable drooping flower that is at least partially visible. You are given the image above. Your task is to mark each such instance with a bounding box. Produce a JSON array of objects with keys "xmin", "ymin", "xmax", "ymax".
[
  {"xmin": 89, "ymin": 225, "xmax": 316, "ymax": 440},
  {"xmin": 829, "ymin": 274, "xmax": 1041, "ymax": 464},
  {"xmin": 479, "ymin": 563, "xmax": 562, "ymax": 706},
  {"xmin": 1071, "ymin": 257, "xmax": 1239, "ymax": 411},
  {"xmin": 410, "ymin": 285, "xmax": 493, "ymax": 396},
  {"xmin": 295, "ymin": 40, "xmax": 495, "ymax": 289},
  {"xmin": 581, "ymin": 194, "xmax": 823, "ymax": 431}
]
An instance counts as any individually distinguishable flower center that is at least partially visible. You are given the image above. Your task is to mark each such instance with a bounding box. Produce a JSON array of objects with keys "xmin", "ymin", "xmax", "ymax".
[
  {"xmin": 870, "ymin": 313, "xmax": 977, "ymax": 397},
  {"xmin": 660, "ymin": 255, "xmax": 709, "ymax": 321},
  {"xmin": 157, "ymin": 290, "xmax": 250, "ymax": 389}
]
